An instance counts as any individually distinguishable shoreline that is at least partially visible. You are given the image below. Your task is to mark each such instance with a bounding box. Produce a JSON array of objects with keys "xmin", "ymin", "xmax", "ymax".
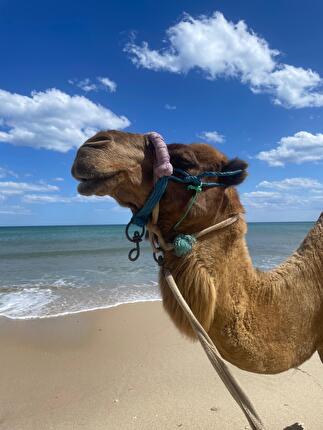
[
  {"xmin": 1, "ymin": 301, "xmax": 322, "ymax": 429},
  {"xmin": 0, "ymin": 297, "xmax": 162, "ymax": 321}
]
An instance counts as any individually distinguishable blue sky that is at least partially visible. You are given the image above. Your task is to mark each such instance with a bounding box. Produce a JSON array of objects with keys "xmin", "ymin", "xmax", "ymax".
[{"xmin": 0, "ymin": 0, "xmax": 322, "ymax": 225}]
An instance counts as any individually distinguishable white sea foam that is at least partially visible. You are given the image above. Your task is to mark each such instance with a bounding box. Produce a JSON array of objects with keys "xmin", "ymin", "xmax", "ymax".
[
  {"xmin": 0, "ymin": 298, "xmax": 162, "ymax": 320},
  {"xmin": 0, "ymin": 280, "xmax": 160, "ymax": 320},
  {"xmin": 0, "ymin": 287, "xmax": 55, "ymax": 318}
]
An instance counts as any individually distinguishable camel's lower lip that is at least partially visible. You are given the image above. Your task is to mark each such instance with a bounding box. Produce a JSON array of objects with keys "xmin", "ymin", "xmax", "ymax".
[{"xmin": 77, "ymin": 173, "xmax": 118, "ymax": 196}]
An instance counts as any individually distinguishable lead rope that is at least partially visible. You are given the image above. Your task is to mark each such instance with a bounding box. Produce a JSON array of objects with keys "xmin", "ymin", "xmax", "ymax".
[
  {"xmin": 164, "ymin": 271, "xmax": 265, "ymax": 430},
  {"xmin": 147, "ymin": 216, "xmax": 266, "ymax": 430}
]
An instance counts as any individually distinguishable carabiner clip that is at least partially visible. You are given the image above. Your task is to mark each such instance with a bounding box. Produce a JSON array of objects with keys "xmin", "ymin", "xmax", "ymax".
[{"xmin": 125, "ymin": 222, "xmax": 145, "ymax": 262}]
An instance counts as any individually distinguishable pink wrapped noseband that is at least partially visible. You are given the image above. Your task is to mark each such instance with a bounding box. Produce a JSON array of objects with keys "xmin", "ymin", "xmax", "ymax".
[{"xmin": 146, "ymin": 131, "xmax": 173, "ymax": 178}]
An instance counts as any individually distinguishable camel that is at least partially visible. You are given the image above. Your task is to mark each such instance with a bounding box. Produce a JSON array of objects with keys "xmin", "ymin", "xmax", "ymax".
[{"xmin": 71, "ymin": 130, "xmax": 323, "ymax": 375}]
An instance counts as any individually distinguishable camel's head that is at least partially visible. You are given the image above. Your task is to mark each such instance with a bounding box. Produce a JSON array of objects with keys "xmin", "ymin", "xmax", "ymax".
[
  {"xmin": 71, "ymin": 130, "xmax": 248, "ymax": 235},
  {"xmin": 71, "ymin": 130, "xmax": 153, "ymax": 213}
]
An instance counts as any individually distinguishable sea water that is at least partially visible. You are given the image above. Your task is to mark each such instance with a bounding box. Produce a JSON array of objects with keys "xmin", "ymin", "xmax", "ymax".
[{"xmin": 0, "ymin": 222, "xmax": 313, "ymax": 319}]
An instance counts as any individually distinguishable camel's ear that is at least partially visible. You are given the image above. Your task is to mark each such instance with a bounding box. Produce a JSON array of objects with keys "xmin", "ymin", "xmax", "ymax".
[
  {"xmin": 168, "ymin": 144, "xmax": 199, "ymax": 170},
  {"xmin": 220, "ymin": 158, "xmax": 248, "ymax": 187}
]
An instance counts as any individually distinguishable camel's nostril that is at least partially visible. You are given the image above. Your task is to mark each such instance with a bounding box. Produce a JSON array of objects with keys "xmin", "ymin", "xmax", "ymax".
[
  {"xmin": 82, "ymin": 136, "xmax": 112, "ymax": 149},
  {"xmin": 82, "ymin": 142, "xmax": 106, "ymax": 150}
]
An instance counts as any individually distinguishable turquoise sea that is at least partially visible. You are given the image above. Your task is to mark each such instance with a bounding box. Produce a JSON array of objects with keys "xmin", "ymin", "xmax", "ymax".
[{"xmin": 0, "ymin": 222, "xmax": 313, "ymax": 319}]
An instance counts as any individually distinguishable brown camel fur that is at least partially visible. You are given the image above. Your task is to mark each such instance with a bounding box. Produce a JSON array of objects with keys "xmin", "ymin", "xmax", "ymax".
[{"xmin": 71, "ymin": 130, "xmax": 323, "ymax": 375}]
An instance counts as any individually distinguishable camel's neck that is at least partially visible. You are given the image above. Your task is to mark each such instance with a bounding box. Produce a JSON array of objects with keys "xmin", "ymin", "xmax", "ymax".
[
  {"xmin": 160, "ymin": 213, "xmax": 323, "ymax": 373},
  {"xmin": 160, "ymin": 215, "xmax": 258, "ymax": 336},
  {"xmin": 164, "ymin": 214, "xmax": 255, "ymax": 284},
  {"xmin": 163, "ymin": 213, "xmax": 323, "ymax": 316}
]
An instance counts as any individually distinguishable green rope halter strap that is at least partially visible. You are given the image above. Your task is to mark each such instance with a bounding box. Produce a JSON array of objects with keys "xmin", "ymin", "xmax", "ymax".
[{"xmin": 173, "ymin": 183, "xmax": 203, "ymax": 230}]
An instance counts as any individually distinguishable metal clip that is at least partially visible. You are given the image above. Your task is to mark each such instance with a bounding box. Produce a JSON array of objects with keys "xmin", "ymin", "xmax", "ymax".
[
  {"xmin": 125, "ymin": 222, "xmax": 145, "ymax": 262},
  {"xmin": 153, "ymin": 250, "xmax": 164, "ymax": 266}
]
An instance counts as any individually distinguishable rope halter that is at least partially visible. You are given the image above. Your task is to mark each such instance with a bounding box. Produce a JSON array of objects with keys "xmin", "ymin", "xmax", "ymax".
[{"xmin": 125, "ymin": 131, "xmax": 243, "ymax": 262}]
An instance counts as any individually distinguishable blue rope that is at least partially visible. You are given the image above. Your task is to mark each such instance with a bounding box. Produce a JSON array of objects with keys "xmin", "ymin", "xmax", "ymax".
[
  {"xmin": 130, "ymin": 168, "xmax": 243, "ymax": 228},
  {"xmin": 130, "ymin": 176, "xmax": 169, "ymax": 227}
]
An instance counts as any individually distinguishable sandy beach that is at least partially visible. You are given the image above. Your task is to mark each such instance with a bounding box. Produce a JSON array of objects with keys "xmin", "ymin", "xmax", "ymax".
[{"xmin": 0, "ymin": 301, "xmax": 322, "ymax": 430}]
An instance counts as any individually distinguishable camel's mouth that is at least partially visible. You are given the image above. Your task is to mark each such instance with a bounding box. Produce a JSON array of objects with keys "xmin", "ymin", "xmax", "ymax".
[{"xmin": 76, "ymin": 172, "xmax": 119, "ymax": 196}]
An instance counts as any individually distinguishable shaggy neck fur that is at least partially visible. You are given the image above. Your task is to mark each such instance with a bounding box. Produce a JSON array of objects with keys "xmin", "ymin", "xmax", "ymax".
[{"xmin": 159, "ymin": 212, "xmax": 323, "ymax": 374}]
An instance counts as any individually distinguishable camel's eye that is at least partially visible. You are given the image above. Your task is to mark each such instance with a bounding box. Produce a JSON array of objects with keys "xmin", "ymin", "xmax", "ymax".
[{"xmin": 168, "ymin": 144, "xmax": 199, "ymax": 170}]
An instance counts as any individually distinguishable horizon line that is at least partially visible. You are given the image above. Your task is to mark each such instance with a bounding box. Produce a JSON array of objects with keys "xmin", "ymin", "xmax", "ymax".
[{"xmin": 0, "ymin": 220, "xmax": 316, "ymax": 228}]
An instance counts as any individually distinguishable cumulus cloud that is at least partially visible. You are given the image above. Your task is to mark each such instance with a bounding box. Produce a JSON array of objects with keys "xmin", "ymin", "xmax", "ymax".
[
  {"xmin": 0, "ymin": 176, "xmax": 114, "ymax": 205},
  {"xmin": 69, "ymin": 77, "xmax": 117, "ymax": 93},
  {"xmin": 256, "ymin": 131, "xmax": 323, "ymax": 166},
  {"xmin": 0, "ymin": 88, "xmax": 130, "ymax": 152},
  {"xmin": 258, "ymin": 177, "xmax": 323, "ymax": 190},
  {"xmin": 253, "ymin": 65, "xmax": 323, "ymax": 108},
  {"xmin": 198, "ymin": 130, "xmax": 225, "ymax": 144},
  {"xmin": 126, "ymin": 12, "xmax": 323, "ymax": 108},
  {"xmin": 23, "ymin": 194, "xmax": 112, "ymax": 204},
  {"xmin": 0, "ymin": 181, "xmax": 58, "ymax": 196},
  {"xmin": 241, "ymin": 191, "xmax": 298, "ymax": 209},
  {"xmin": 0, "ymin": 174, "xmax": 115, "ymax": 219},
  {"xmin": 242, "ymin": 177, "xmax": 323, "ymax": 210}
]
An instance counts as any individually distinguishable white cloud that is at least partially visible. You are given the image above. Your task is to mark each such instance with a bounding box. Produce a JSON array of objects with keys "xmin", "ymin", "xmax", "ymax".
[
  {"xmin": 198, "ymin": 130, "xmax": 225, "ymax": 144},
  {"xmin": 52, "ymin": 177, "xmax": 64, "ymax": 182},
  {"xmin": 0, "ymin": 205, "xmax": 31, "ymax": 215},
  {"xmin": 69, "ymin": 77, "xmax": 117, "ymax": 93},
  {"xmin": 23, "ymin": 194, "xmax": 72, "ymax": 204},
  {"xmin": 73, "ymin": 194, "xmax": 113, "ymax": 203},
  {"xmin": 256, "ymin": 131, "xmax": 323, "ymax": 166},
  {"xmin": 165, "ymin": 104, "xmax": 176, "ymax": 110},
  {"xmin": 0, "ymin": 88, "xmax": 130, "ymax": 152},
  {"xmin": 258, "ymin": 177, "xmax": 323, "ymax": 190},
  {"xmin": 0, "ymin": 181, "xmax": 58, "ymax": 196},
  {"xmin": 242, "ymin": 190, "xmax": 298, "ymax": 209},
  {"xmin": 253, "ymin": 65, "xmax": 323, "ymax": 108},
  {"xmin": 97, "ymin": 77, "xmax": 117, "ymax": 92},
  {"xmin": 23, "ymin": 194, "xmax": 113, "ymax": 204},
  {"xmin": 242, "ymin": 177, "xmax": 323, "ymax": 210},
  {"xmin": 0, "ymin": 178, "xmax": 113, "ymax": 204},
  {"xmin": 126, "ymin": 12, "xmax": 323, "ymax": 108},
  {"xmin": 69, "ymin": 78, "xmax": 97, "ymax": 92},
  {"xmin": 241, "ymin": 191, "xmax": 284, "ymax": 209}
]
